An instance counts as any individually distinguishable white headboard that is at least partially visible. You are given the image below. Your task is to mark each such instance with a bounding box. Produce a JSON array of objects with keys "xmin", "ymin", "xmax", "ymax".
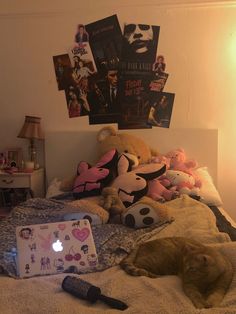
[{"xmin": 45, "ymin": 128, "xmax": 218, "ymax": 186}]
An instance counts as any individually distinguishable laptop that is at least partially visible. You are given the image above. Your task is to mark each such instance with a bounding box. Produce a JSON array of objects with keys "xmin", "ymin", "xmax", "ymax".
[{"xmin": 16, "ymin": 219, "xmax": 98, "ymax": 278}]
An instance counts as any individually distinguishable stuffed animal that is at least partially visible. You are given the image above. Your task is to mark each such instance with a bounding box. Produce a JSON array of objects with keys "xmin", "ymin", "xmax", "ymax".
[
  {"xmin": 111, "ymin": 154, "xmax": 166, "ymax": 207},
  {"xmin": 101, "ymin": 186, "xmax": 126, "ymax": 223},
  {"xmin": 63, "ymin": 198, "xmax": 109, "ymax": 225},
  {"xmin": 165, "ymin": 148, "xmax": 202, "ymax": 188},
  {"xmin": 73, "ymin": 149, "xmax": 118, "ymax": 199},
  {"xmin": 97, "ymin": 126, "xmax": 158, "ymax": 166},
  {"xmin": 60, "ymin": 126, "xmax": 158, "ymax": 192},
  {"xmin": 165, "ymin": 170, "xmax": 200, "ymax": 196},
  {"xmin": 147, "ymin": 178, "xmax": 178, "ymax": 202},
  {"xmin": 121, "ymin": 196, "xmax": 173, "ymax": 229}
]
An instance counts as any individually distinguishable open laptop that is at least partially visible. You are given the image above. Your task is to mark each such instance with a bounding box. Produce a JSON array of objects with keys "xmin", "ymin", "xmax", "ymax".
[{"xmin": 16, "ymin": 219, "xmax": 98, "ymax": 278}]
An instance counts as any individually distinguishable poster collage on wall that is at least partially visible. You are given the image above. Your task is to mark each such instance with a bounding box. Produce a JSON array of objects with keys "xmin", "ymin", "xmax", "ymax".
[{"xmin": 52, "ymin": 15, "xmax": 175, "ymax": 129}]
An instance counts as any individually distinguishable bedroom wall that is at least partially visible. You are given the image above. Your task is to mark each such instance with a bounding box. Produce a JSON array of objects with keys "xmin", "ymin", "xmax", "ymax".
[{"xmin": 0, "ymin": 0, "xmax": 236, "ymax": 218}]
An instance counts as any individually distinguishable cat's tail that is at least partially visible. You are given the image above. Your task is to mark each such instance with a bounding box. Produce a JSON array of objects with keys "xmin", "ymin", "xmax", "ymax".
[{"xmin": 120, "ymin": 247, "xmax": 154, "ymax": 277}]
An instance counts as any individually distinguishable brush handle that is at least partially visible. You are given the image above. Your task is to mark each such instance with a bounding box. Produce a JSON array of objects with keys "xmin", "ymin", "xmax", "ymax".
[{"xmin": 99, "ymin": 294, "xmax": 128, "ymax": 311}]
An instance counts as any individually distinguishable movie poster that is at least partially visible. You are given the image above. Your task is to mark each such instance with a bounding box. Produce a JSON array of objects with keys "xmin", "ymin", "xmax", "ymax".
[
  {"xmin": 120, "ymin": 23, "xmax": 160, "ymax": 74},
  {"xmin": 147, "ymin": 91, "xmax": 175, "ymax": 128},
  {"xmin": 85, "ymin": 15, "xmax": 122, "ymax": 73},
  {"xmin": 68, "ymin": 43, "xmax": 97, "ymax": 79},
  {"xmin": 64, "ymin": 85, "xmax": 91, "ymax": 118},
  {"xmin": 84, "ymin": 15, "xmax": 123, "ymax": 124},
  {"xmin": 149, "ymin": 72, "xmax": 169, "ymax": 92},
  {"xmin": 52, "ymin": 54, "xmax": 72, "ymax": 90},
  {"xmin": 118, "ymin": 74, "xmax": 153, "ymax": 129}
]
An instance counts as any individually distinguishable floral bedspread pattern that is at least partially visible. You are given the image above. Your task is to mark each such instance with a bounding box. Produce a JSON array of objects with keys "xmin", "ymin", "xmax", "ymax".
[{"xmin": 0, "ymin": 198, "xmax": 170, "ymax": 277}]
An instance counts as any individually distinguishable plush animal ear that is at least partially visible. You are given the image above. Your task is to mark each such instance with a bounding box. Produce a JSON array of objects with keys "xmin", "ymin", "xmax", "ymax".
[
  {"xmin": 77, "ymin": 161, "xmax": 91, "ymax": 175},
  {"xmin": 177, "ymin": 148, "xmax": 185, "ymax": 154},
  {"xmin": 117, "ymin": 155, "xmax": 132, "ymax": 175},
  {"xmin": 96, "ymin": 149, "xmax": 118, "ymax": 169},
  {"xmin": 97, "ymin": 126, "xmax": 117, "ymax": 143},
  {"xmin": 136, "ymin": 164, "xmax": 166, "ymax": 181}
]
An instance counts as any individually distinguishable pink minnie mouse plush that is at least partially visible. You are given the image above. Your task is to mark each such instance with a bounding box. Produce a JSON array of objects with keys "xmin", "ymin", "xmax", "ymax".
[
  {"xmin": 73, "ymin": 149, "xmax": 118, "ymax": 199},
  {"xmin": 166, "ymin": 148, "xmax": 201, "ymax": 188}
]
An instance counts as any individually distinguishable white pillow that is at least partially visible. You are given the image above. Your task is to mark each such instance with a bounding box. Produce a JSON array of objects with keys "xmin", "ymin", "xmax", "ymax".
[
  {"xmin": 194, "ymin": 167, "xmax": 223, "ymax": 207},
  {"xmin": 46, "ymin": 178, "xmax": 64, "ymax": 198}
]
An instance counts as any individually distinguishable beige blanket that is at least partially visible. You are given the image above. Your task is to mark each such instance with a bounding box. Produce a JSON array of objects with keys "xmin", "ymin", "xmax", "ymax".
[{"xmin": 1, "ymin": 196, "xmax": 235, "ymax": 314}]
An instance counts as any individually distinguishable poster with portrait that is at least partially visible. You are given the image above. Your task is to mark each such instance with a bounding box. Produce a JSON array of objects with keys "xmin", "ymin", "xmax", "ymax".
[
  {"xmin": 149, "ymin": 72, "xmax": 169, "ymax": 92},
  {"xmin": 68, "ymin": 43, "xmax": 97, "ymax": 78},
  {"xmin": 85, "ymin": 15, "xmax": 123, "ymax": 74},
  {"xmin": 52, "ymin": 54, "xmax": 72, "ymax": 90},
  {"xmin": 73, "ymin": 24, "xmax": 89, "ymax": 46},
  {"xmin": 64, "ymin": 85, "xmax": 90, "ymax": 118},
  {"xmin": 147, "ymin": 91, "xmax": 175, "ymax": 128},
  {"xmin": 118, "ymin": 73, "xmax": 153, "ymax": 129},
  {"xmin": 85, "ymin": 15, "xmax": 123, "ymax": 124},
  {"xmin": 120, "ymin": 23, "xmax": 160, "ymax": 74}
]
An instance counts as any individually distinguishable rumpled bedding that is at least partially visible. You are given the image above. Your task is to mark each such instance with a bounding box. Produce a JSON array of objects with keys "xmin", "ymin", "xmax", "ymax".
[
  {"xmin": 1, "ymin": 195, "xmax": 236, "ymax": 314},
  {"xmin": 0, "ymin": 198, "xmax": 170, "ymax": 277}
]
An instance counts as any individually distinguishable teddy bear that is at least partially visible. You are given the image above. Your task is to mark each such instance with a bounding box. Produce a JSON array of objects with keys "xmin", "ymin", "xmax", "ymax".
[
  {"xmin": 165, "ymin": 170, "xmax": 200, "ymax": 196},
  {"xmin": 63, "ymin": 198, "xmax": 109, "ymax": 225},
  {"xmin": 97, "ymin": 126, "xmax": 159, "ymax": 167},
  {"xmin": 100, "ymin": 186, "xmax": 126, "ymax": 223}
]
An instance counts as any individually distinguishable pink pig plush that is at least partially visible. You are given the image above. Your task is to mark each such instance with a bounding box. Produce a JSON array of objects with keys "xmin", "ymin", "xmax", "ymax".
[
  {"xmin": 73, "ymin": 149, "xmax": 118, "ymax": 199},
  {"xmin": 166, "ymin": 148, "xmax": 201, "ymax": 188}
]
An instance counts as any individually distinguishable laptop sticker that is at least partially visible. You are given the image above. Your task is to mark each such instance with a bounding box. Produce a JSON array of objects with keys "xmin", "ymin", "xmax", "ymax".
[
  {"xmin": 65, "ymin": 246, "xmax": 81, "ymax": 262},
  {"xmin": 72, "ymin": 227, "xmax": 90, "ymax": 242},
  {"xmin": 54, "ymin": 258, "xmax": 64, "ymax": 272},
  {"xmin": 19, "ymin": 227, "xmax": 34, "ymax": 240},
  {"xmin": 38, "ymin": 233, "xmax": 53, "ymax": 251},
  {"xmin": 81, "ymin": 244, "xmax": 88, "ymax": 254},
  {"xmin": 58, "ymin": 223, "xmax": 66, "ymax": 231}
]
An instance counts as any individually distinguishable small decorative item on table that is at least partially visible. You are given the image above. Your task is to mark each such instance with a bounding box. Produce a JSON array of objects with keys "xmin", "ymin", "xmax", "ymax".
[{"xmin": 6, "ymin": 148, "xmax": 23, "ymax": 169}]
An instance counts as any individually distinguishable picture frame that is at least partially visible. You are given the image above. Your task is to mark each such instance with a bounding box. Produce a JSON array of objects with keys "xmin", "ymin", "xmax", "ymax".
[{"xmin": 6, "ymin": 147, "xmax": 23, "ymax": 168}]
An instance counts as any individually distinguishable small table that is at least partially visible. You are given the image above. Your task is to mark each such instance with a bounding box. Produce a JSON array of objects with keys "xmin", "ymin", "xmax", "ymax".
[{"xmin": 0, "ymin": 168, "xmax": 45, "ymax": 207}]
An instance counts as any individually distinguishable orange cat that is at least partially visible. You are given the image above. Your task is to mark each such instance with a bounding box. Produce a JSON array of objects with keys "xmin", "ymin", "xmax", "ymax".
[{"xmin": 120, "ymin": 237, "xmax": 233, "ymax": 309}]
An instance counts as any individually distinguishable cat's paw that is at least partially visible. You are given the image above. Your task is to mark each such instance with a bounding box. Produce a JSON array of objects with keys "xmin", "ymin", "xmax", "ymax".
[
  {"xmin": 193, "ymin": 301, "xmax": 210, "ymax": 309},
  {"xmin": 207, "ymin": 294, "xmax": 222, "ymax": 308}
]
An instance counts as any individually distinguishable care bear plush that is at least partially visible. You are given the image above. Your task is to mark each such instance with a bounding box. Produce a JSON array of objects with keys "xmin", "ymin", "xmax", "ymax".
[{"xmin": 97, "ymin": 126, "xmax": 158, "ymax": 167}]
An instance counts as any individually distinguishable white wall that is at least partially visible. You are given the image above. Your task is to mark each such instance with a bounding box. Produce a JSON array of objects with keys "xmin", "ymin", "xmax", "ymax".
[{"xmin": 1, "ymin": 1, "xmax": 236, "ymax": 218}]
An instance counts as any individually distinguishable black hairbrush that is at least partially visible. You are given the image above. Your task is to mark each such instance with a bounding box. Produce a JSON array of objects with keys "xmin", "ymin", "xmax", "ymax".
[{"xmin": 62, "ymin": 276, "xmax": 128, "ymax": 311}]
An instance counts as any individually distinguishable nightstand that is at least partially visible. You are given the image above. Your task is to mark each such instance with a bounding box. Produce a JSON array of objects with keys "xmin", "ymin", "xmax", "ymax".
[{"xmin": 0, "ymin": 168, "xmax": 45, "ymax": 207}]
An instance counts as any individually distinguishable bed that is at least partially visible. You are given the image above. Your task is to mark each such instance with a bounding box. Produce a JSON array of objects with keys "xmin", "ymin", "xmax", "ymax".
[{"xmin": 1, "ymin": 128, "xmax": 236, "ymax": 314}]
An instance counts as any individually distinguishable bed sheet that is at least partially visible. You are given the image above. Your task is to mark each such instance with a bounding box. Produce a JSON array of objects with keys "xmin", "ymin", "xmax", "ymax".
[{"xmin": 0, "ymin": 195, "xmax": 235, "ymax": 314}]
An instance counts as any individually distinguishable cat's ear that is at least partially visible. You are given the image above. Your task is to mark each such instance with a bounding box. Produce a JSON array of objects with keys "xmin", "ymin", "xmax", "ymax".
[
  {"xmin": 197, "ymin": 254, "xmax": 213, "ymax": 266},
  {"xmin": 183, "ymin": 243, "xmax": 199, "ymax": 254}
]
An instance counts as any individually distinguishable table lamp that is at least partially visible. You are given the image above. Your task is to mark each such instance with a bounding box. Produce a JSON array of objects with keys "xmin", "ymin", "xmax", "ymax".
[{"xmin": 17, "ymin": 116, "xmax": 44, "ymax": 169}]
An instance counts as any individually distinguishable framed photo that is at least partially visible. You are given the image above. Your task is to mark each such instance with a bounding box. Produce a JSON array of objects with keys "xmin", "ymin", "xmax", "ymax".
[{"xmin": 6, "ymin": 148, "xmax": 22, "ymax": 168}]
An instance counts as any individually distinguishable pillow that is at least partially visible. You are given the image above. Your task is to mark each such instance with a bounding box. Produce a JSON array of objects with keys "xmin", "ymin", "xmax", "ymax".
[
  {"xmin": 194, "ymin": 167, "xmax": 223, "ymax": 206},
  {"xmin": 73, "ymin": 149, "xmax": 118, "ymax": 199},
  {"xmin": 46, "ymin": 178, "xmax": 64, "ymax": 198}
]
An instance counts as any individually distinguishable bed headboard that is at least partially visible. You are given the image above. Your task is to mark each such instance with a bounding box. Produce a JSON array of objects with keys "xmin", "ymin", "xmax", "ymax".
[{"xmin": 45, "ymin": 128, "xmax": 218, "ymax": 186}]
